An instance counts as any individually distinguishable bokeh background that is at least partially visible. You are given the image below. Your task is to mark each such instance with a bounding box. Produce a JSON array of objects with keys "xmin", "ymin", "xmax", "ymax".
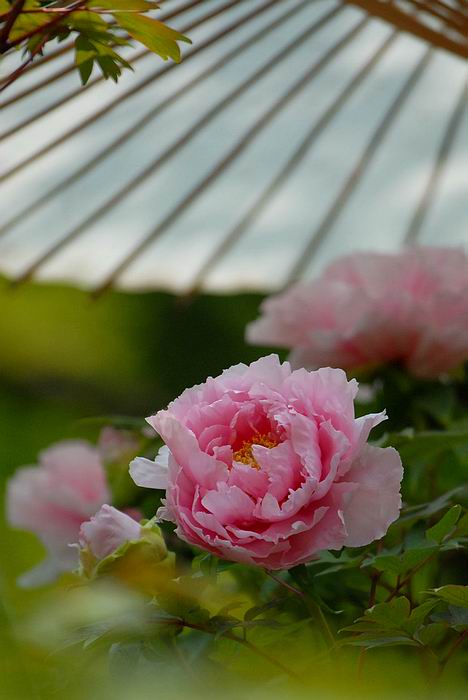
[{"xmin": 1, "ymin": 0, "xmax": 467, "ymax": 696}]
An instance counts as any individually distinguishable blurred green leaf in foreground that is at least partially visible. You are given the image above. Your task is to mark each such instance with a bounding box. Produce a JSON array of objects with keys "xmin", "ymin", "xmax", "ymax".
[{"xmin": 0, "ymin": 0, "xmax": 191, "ymax": 92}]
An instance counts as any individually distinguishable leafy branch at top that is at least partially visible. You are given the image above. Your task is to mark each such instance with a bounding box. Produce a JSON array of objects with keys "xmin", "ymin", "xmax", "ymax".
[{"xmin": 0, "ymin": 0, "xmax": 191, "ymax": 92}]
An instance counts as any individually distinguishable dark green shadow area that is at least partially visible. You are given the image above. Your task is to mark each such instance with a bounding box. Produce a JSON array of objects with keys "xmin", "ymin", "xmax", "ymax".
[{"xmin": 0, "ymin": 276, "xmax": 278, "ymax": 472}]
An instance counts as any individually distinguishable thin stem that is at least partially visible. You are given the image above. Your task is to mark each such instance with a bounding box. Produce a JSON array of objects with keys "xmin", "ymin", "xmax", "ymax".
[
  {"xmin": 437, "ymin": 629, "xmax": 468, "ymax": 677},
  {"xmin": 265, "ymin": 569, "xmax": 336, "ymax": 649},
  {"xmin": 0, "ymin": 35, "xmax": 47, "ymax": 93},
  {"xmin": 357, "ymin": 543, "xmax": 383, "ymax": 683},
  {"xmin": 0, "ymin": 0, "xmax": 25, "ymax": 51},
  {"xmin": 159, "ymin": 617, "xmax": 302, "ymax": 683},
  {"xmin": 265, "ymin": 569, "xmax": 305, "ymax": 598},
  {"xmin": 385, "ymin": 555, "xmax": 435, "ymax": 602}
]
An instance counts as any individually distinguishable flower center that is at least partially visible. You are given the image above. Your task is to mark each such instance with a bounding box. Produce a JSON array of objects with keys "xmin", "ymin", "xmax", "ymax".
[{"xmin": 233, "ymin": 434, "xmax": 278, "ymax": 469}]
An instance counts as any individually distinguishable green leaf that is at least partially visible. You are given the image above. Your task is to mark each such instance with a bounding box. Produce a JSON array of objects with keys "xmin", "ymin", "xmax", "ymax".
[
  {"xmin": 426, "ymin": 505, "xmax": 462, "ymax": 543},
  {"xmin": 363, "ymin": 544, "xmax": 437, "ymax": 576},
  {"xmin": 430, "ymin": 586, "xmax": 468, "ymax": 609},
  {"xmin": 89, "ymin": 0, "xmax": 159, "ymax": 9},
  {"xmin": 113, "ymin": 13, "xmax": 190, "ymax": 62},
  {"xmin": 75, "ymin": 35, "xmax": 96, "ymax": 66},
  {"xmin": 345, "ymin": 635, "xmax": 419, "ymax": 649},
  {"xmin": 455, "ymin": 512, "xmax": 468, "ymax": 536},
  {"xmin": 67, "ymin": 10, "xmax": 110, "ymax": 34},
  {"xmin": 309, "ymin": 550, "xmax": 363, "ymax": 576},
  {"xmin": 108, "ymin": 642, "xmax": 142, "ymax": 681},
  {"xmin": 414, "ymin": 623, "xmax": 446, "ymax": 646},
  {"xmin": 9, "ymin": 8, "xmax": 51, "ymax": 42},
  {"xmin": 386, "ymin": 430, "xmax": 468, "ymax": 462},
  {"xmin": 78, "ymin": 58, "xmax": 94, "ymax": 85},
  {"xmin": 244, "ymin": 598, "xmax": 287, "ymax": 622},
  {"xmin": 432, "ymin": 605, "xmax": 468, "ymax": 632},
  {"xmin": 408, "ymin": 600, "xmax": 439, "ymax": 629},
  {"xmin": 399, "ymin": 487, "xmax": 465, "ymax": 524},
  {"xmin": 365, "ymin": 597, "xmax": 411, "ymax": 630}
]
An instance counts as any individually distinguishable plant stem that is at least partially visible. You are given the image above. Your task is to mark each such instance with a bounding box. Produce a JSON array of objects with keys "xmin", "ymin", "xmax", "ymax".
[
  {"xmin": 0, "ymin": 35, "xmax": 47, "ymax": 93},
  {"xmin": 265, "ymin": 569, "xmax": 336, "ymax": 649},
  {"xmin": 385, "ymin": 554, "xmax": 435, "ymax": 602},
  {"xmin": 0, "ymin": 0, "xmax": 25, "ymax": 52},
  {"xmin": 437, "ymin": 629, "xmax": 468, "ymax": 677},
  {"xmin": 160, "ymin": 617, "xmax": 303, "ymax": 683},
  {"xmin": 265, "ymin": 569, "xmax": 305, "ymax": 598}
]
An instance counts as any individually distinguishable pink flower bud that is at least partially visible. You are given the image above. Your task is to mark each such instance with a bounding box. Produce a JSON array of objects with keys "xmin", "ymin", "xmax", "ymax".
[{"xmin": 79, "ymin": 505, "xmax": 142, "ymax": 561}]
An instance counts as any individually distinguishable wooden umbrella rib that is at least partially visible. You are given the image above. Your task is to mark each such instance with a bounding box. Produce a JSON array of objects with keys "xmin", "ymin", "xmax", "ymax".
[
  {"xmin": 188, "ymin": 29, "xmax": 400, "ymax": 294},
  {"xmin": 0, "ymin": 60, "xmax": 77, "ymax": 109},
  {"xmin": 286, "ymin": 46, "xmax": 434, "ymax": 285},
  {"xmin": 0, "ymin": 0, "xmax": 310, "ymax": 237},
  {"xmin": 405, "ymin": 0, "xmax": 468, "ymax": 32},
  {"xmin": 344, "ymin": 0, "xmax": 468, "ymax": 57},
  {"xmin": 404, "ymin": 76, "xmax": 467, "ymax": 244},
  {"xmin": 425, "ymin": 0, "xmax": 468, "ymax": 19},
  {"xmin": 88, "ymin": 12, "xmax": 371, "ymax": 298},
  {"xmin": 11, "ymin": 5, "xmax": 361, "ymax": 289},
  {"xmin": 0, "ymin": 0, "xmax": 214, "ymax": 144},
  {"xmin": 0, "ymin": 0, "xmax": 268, "ymax": 182}
]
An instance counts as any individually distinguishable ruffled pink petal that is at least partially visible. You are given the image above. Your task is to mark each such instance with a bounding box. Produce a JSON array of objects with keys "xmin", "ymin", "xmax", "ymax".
[
  {"xmin": 202, "ymin": 483, "xmax": 255, "ymax": 525},
  {"xmin": 341, "ymin": 445, "xmax": 403, "ymax": 547},
  {"xmin": 152, "ymin": 412, "xmax": 228, "ymax": 489}
]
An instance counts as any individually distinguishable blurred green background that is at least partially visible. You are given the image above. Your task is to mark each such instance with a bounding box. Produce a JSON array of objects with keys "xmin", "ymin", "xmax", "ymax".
[
  {"xmin": 0, "ymin": 277, "xmax": 275, "ymax": 698},
  {"xmin": 2, "ymin": 278, "xmax": 467, "ymax": 700}
]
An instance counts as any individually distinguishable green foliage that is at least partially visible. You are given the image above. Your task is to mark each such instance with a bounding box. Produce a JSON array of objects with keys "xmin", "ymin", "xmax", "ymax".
[
  {"xmin": 114, "ymin": 12, "xmax": 191, "ymax": 63},
  {"xmin": 1, "ymin": 287, "xmax": 468, "ymax": 696},
  {"xmin": 430, "ymin": 585, "xmax": 468, "ymax": 609},
  {"xmin": 0, "ymin": 0, "xmax": 191, "ymax": 89}
]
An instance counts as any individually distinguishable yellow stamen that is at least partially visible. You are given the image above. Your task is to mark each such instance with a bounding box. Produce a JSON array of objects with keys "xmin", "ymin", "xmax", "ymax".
[{"xmin": 233, "ymin": 434, "xmax": 278, "ymax": 469}]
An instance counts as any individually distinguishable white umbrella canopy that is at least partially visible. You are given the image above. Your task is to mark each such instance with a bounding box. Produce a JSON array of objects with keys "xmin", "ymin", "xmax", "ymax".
[{"xmin": 0, "ymin": 0, "xmax": 466, "ymax": 296}]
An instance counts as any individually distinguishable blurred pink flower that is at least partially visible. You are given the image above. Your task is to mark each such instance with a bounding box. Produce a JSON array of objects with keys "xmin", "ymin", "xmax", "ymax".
[
  {"xmin": 246, "ymin": 247, "xmax": 468, "ymax": 378},
  {"xmin": 98, "ymin": 426, "xmax": 140, "ymax": 464},
  {"xmin": 6, "ymin": 441, "xmax": 110, "ymax": 587},
  {"xmin": 130, "ymin": 355, "xmax": 402, "ymax": 570},
  {"xmin": 79, "ymin": 505, "xmax": 141, "ymax": 561}
]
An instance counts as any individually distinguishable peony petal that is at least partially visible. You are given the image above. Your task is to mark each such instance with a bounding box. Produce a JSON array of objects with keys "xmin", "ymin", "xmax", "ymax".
[
  {"xmin": 152, "ymin": 412, "xmax": 228, "ymax": 489},
  {"xmin": 341, "ymin": 445, "xmax": 403, "ymax": 547},
  {"xmin": 130, "ymin": 450, "xmax": 169, "ymax": 490},
  {"xmin": 79, "ymin": 504, "xmax": 141, "ymax": 560},
  {"xmin": 202, "ymin": 483, "xmax": 255, "ymax": 524}
]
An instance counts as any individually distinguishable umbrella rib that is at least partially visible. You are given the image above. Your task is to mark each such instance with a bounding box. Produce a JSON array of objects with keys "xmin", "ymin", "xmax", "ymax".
[
  {"xmin": 404, "ymin": 75, "xmax": 468, "ymax": 245},
  {"xmin": 0, "ymin": 60, "xmax": 78, "ymax": 109},
  {"xmin": 0, "ymin": 0, "xmax": 307, "ymax": 238},
  {"xmin": 10, "ymin": 5, "xmax": 363, "ymax": 290},
  {"xmin": 344, "ymin": 0, "xmax": 468, "ymax": 57},
  {"xmin": 188, "ymin": 28, "xmax": 400, "ymax": 294},
  {"xmin": 405, "ymin": 0, "xmax": 468, "ymax": 33},
  {"xmin": 0, "ymin": 0, "xmax": 229, "ymax": 146},
  {"xmin": 88, "ymin": 11, "xmax": 370, "ymax": 298},
  {"xmin": 285, "ymin": 45, "xmax": 433, "ymax": 285}
]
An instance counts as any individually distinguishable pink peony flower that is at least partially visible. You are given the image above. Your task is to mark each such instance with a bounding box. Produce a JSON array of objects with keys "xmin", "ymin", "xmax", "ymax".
[
  {"xmin": 79, "ymin": 505, "xmax": 142, "ymax": 561},
  {"xmin": 246, "ymin": 247, "xmax": 468, "ymax": 378},
  {"xmin": 6, "ymin": 440, "xmax": 110, "ymax": 587},
  {"xmin": 130, "ymin": 355, "xmax": 402, "ymax": 570}
]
